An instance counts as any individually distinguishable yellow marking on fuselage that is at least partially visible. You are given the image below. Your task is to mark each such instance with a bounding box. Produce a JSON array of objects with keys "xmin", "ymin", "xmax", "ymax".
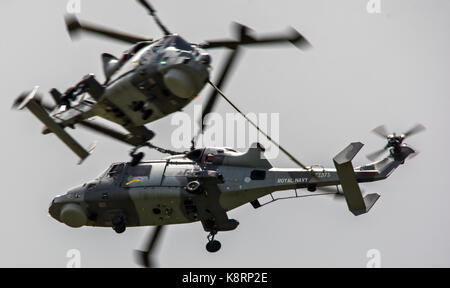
[{"xmin": 126, "ymin": 178, "xmax": 141, "ymax": 186}]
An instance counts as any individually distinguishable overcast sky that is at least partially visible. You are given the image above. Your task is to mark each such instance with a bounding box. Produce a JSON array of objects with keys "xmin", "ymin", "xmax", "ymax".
[{"xmin": 1, "ymin": 0, "xmax": 450, "ymax": 267}]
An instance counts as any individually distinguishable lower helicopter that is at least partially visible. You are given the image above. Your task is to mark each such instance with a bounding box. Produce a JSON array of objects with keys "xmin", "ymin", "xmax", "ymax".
[{"xmin": 47, "ymin": 124, "xmax": 424, "ymax": 267}]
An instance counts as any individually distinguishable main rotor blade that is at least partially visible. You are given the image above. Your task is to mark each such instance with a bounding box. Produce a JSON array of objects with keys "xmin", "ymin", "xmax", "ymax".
[
  {"xmin": 200, "ymin": 24, "xmax": 311, "ymax": 50},
  {"xmin": 135, "ymin": 225, "xmax": 165, "ymax": 268},
  {"xmin": 366, "ymin": 147, "xmax": 387, "ymax": 161},
  {"xmin": 207, "ymin": 81, "xmax": 317, "ymax": 179},
  {"xmin": 137, "ymin": 0, "xmax": 171, "ymax": 35},
  {"xmin": 200, "ymin": 48, "xmax": 242, "ymax": 132},
  {"xmin": 65, "ymin": 15, "xmax": 150, "ymax": 44},
  {"xmin": 372, "ymin": 125, "xmax": 390, "ymax": 139},
  {"xmin": 137, "ymin": 0, "xmax": 157, "ymax": 14},
  {"xmin": 403, "ymin": 123, "xmax": 426, "ymax": 138}
]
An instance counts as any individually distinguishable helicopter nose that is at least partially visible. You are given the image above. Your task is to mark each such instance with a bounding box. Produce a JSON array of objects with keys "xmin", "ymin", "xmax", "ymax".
[
  {"xmin": 48, "ymin": 198, "xmax": 59, "ymax": 220},
  {"xmin": 163, "ymin": 68, "xmax": 202, "ymax": 99},
  {"xmin": 48, "ymin": 192, "xmax": 87, "ymax": 228},
  {"xmin": 59, "ymin": 203, "xmax": 87, "ymax": 228}
]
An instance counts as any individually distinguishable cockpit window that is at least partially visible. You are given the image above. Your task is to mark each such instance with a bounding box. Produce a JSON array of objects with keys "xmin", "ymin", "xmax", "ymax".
[
  {"xmin": 107, "ymin": 164, "xmax": 124, "ymax": 177},
  {"xmin": 86, "ymin": 183, "xmax": 96, "ymax": 190},
  {"xmin": 159, "ymin": 37, "xmax": 172, "ymax": 47},
  {"xmin": 129, "ymin": 42, "xmax": 149, "ymax": 55},
  {"xmin": 152, "ymin": 37, "xmax": 172, "ymax": 52},
  {"xmin": 173, "ymin": 36, "xmax": 193, "ymax": 51}
]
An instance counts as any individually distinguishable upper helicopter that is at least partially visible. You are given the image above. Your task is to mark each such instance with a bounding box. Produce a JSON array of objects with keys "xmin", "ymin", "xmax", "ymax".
[{"xmin": 13, "ymin": 0, "xmax": 311, "ymax": 164}]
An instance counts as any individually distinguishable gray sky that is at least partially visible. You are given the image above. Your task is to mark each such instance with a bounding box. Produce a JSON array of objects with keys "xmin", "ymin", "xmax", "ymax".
[{"xmin": 1, "ymin": 0, "xmax": 450, "ymax": 267}]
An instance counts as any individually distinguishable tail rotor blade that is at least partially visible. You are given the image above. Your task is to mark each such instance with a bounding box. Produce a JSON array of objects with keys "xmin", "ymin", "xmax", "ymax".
[
  {"xmin": 403, "ymin": 123, "xmax": 426, "ymax": 138},
  {"xmin": 372, "ymin": 125, "xmax": 390, "ymax": 138},
  {"xmin": 366, "ymin": 147, "xmax": 387, "ymax": 161}
]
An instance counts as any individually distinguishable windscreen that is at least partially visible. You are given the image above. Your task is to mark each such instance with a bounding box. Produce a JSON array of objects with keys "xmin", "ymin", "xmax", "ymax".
[{"xmin": 173, "ymin": 36, "xmax": 193, "ymax": 51}]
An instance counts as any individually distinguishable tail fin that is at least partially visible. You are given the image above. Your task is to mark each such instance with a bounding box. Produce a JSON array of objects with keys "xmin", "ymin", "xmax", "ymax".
[
  {"xmin": 333, "ymin": 142, "xmax": 380, "ymax": 216},
  {"xmin": 16, "ymin": 86, "xmax": 94, "ymax": 163}
]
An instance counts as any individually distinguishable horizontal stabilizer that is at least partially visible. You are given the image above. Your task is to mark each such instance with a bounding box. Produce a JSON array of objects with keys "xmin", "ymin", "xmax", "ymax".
[
  {"xmin": 333, "ymin": 142, "xmax": 380, "ymax": 216},
  {"xmin": 18, "ymin": 86, "xmax": 92, "ymax": 163}
]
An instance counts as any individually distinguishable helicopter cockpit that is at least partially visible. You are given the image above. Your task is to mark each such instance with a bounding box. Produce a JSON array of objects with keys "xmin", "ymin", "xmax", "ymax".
[
  {"xmin": 171, "ymin": 35, "xmax": 194, "ymax": 51},
  {"xmin": 96, "ymin": 163, "xmax": 125, "ymax": 180},
  {"xmin": 185, "ymin": 147, "xmax": 238, "ymax": 163},
  {"xmin": 184, "ymin": 144, "xmax": 272, "ymax": 168},
  {"xmin": 150, "ymin": 35, "xmax": 193, "ymax": 53}
]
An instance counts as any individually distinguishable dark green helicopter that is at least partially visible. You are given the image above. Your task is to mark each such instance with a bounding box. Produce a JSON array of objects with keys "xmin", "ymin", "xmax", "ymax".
[
  {"xmin": 14, "ymin": 0, "xmax": 310, "ymax": 164},
  {"xmin": 48, "ymin": 124, "xmax": 424, "ymax": 267}
]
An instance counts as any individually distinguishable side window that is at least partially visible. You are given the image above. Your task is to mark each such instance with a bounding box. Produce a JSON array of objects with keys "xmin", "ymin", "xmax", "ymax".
[
  {"xmin": 250, "ymin": 170, "xmax": 266, "ymax": 180},
  {"xmin": 128, "ymin": 165, "xmax": 152, "ymax": 177},
  {"xmin": 86, "ymin": 183, "xmax": 96, "ymax": 190}
]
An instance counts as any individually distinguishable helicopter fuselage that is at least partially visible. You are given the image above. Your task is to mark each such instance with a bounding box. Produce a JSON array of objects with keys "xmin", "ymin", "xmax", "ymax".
[
  {"xmin": 51, "ymin": 35, "xmax": 210, "ymax": 133},
  {"xmin": 48, "ymin": 143, "xmax": 413, "ymax": 230}
]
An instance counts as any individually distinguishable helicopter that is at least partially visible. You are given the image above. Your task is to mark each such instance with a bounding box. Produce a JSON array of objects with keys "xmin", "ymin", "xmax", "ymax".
[
  {"xmin": 47, "ymin": 124, "xmax": 424, "ymax": 267},
  {"xmin": 13, "ymin": 0, "xmax": 311, "ymax": 165}
]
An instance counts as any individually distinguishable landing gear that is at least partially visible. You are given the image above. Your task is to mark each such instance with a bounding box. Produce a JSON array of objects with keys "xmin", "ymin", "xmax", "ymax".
[
  {"xmin": 206, "ymin": 240, "xmax": 221, "ymax": 253},
  {"xmin": 113, "ymin": 223, "xmax": 126, "ymax": 234},
  {"xmin": 112, "ymin": 214, "xmax": 126, "ymax": 234},
  {"xmin": 206, "ymin": 231, "xmax": 221, "ymax": 253},
  {"xmin": 307, "ymin": 184, "xmax": 316, "ymax": 192}
]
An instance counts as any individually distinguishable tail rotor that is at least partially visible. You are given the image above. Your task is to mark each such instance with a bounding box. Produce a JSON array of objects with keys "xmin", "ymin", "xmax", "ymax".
[{"xmin": 366, "ymin": 124, "xmax": 425, "ymax": 161}]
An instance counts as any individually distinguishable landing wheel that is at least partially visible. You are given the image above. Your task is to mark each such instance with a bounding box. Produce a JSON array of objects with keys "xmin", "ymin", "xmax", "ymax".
[
  {"xmin": 206, "ymin": 240, "xmax": 221, "ymax": 253},
  {"xmin": 130, "ymin": 152, "xmax": 144, "ymax": 166},
  {"xmin": 112, "ymin": 214, "xmax": 126, "ymax": 234},
  {"xmin": 113, "ymin": 223, "xmax": 126, "ymax": 234}
]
